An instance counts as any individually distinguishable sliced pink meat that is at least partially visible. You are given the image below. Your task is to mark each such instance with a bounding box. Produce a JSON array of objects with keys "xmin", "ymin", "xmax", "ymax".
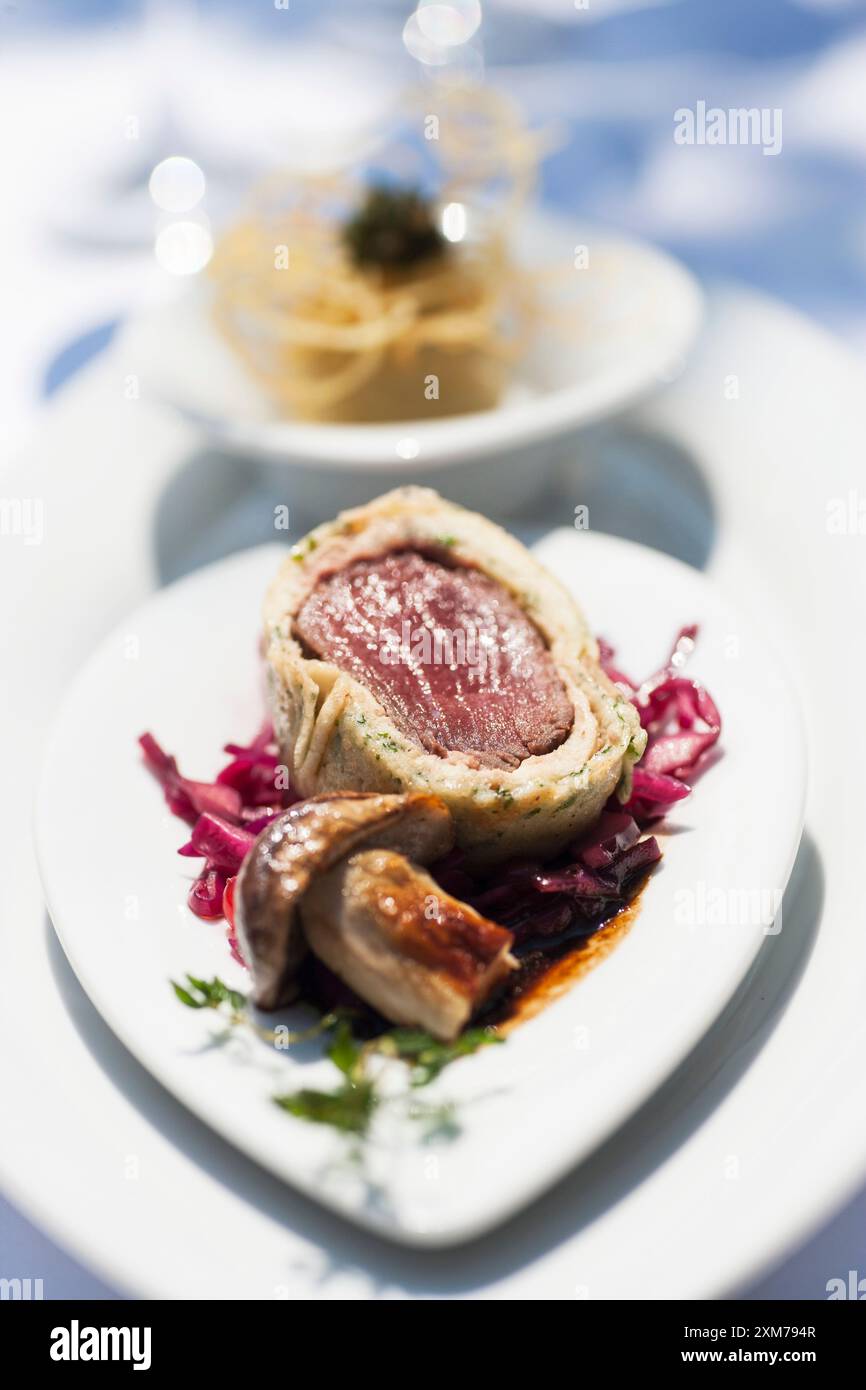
[{"xmin": 294, "ymin": 551, "xmax": 573, "ymax": 770}]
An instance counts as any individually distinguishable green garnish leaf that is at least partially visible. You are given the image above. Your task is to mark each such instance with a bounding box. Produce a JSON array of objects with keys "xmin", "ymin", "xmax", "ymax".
[
  {"xmin": 327, "ymin": 1018, "xmax": 362, "ymax": 1079},
  {"xmin": 380, "ymin": 1026, "xmax": 503, "ymax": 1087},
  {"xmin": 173, "ymin": 966, "xmax": 506, "ymax": 1137},
  {"xmin": 172, "ymin": 975, "xmax": 247, "ymax": 1012},
  {"xmin": 171, "ymin": 982, "xmax": 204, "ymax": 1009},
  {"xmin": 274, "ymin": 1080, "xmax": 378, "ymax": 1136}
]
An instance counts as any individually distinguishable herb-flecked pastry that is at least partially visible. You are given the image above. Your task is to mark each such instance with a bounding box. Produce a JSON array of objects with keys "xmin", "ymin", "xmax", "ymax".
[{"xmin": 263, "ymin": 487, "xmax": 646, "ymax": 869}]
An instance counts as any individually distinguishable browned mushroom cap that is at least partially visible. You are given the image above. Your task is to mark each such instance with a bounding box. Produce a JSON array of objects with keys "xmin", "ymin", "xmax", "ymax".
[
  {"xmin": 301, "ymin": 849, "xmax": 517, "ymax": 1042},
  {"xmin": 235, "ymin": 792, "xmax": 453, "ymax": 1010}
]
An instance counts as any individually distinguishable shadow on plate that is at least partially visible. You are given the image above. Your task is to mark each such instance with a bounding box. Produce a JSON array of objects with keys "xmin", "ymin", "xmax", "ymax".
[
  {"xmin": 45, "ymin": 829, "xmax": 822, "ymax": 1299},
  {"xmin": 151, "ymin": 424, "xmax": 717, "ymax": 587}
]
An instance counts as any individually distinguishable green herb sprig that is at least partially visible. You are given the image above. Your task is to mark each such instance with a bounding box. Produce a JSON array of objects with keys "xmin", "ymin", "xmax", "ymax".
[
  {"xmin": 172, "ymin": 975, "xmax": 502, "ymax": 1138},
  {"xmin": 376, "ymin": 1027, "xmax": 501, "ymax": 1087}
]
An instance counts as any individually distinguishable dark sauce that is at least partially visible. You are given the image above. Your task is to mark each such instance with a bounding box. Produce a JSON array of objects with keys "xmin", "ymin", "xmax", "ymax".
[
  {"xmin": 295, "ymin": 869, "xmax": 652, "ymax": 1039},
  {"xmin": 479, "ymin": 886, "xmax": 647, "ymax": 1032}
]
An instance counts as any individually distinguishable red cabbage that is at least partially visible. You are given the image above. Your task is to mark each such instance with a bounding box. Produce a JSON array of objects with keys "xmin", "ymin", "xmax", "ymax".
[
  {"xmin": 575, "ymin": 809, "xmax": 641, "ymax": 868},
  {"xmin": 596, "ymin": 637, "xmax": 636, "ymax": 694},
  {"xmin": 140, "ymin": 722, "xmax": 294, "ymax": 922},
  {"xmin": 599, "ymin": 624, "xmax": 721, "ymax": 824},
  {"xmin": 178, "ymin": 812, "xmax": 255, "ymax": 874},
  {"xmin": 139, "ymin": 732, "xmax": 242, "ymax": 825},
  {"xmin": 188, "ymin": 866, "xmax": 229, "ymax": 919},
  {"xmin": 435, "ymin": 811, "xmax": 661, "ymax": 949}
]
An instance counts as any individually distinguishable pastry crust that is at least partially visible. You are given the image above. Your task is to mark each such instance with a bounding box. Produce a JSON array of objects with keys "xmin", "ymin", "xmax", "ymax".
[{"xmin": 264, "ymin": 487, "xmax": 645, "ymax": 869}]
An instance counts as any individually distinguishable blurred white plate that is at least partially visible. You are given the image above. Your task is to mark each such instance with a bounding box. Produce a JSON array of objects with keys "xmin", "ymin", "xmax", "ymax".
[
  {"xmin": 34, "ymin": 529, "xmax": 803, "ymax": 1247},
  {"xmin": 128, "ymin": 211, "xmax": 702, "ymax": 474}
]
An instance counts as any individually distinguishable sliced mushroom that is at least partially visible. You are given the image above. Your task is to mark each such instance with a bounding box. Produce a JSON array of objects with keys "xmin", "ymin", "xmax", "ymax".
[
  {"xmin": 235, "ymin": 792, "xmax": 453, "ymax": 1009},
  {"xmin": 301, "ymin": 849, "xmax": 517, "ymax": 1042}
]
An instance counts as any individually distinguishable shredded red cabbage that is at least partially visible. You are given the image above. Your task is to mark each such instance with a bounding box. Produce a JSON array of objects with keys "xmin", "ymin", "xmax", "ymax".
[
  {"xmin": 139, "ymin": 731, "xmax": 243, "ymax": 824},
  {"xmin": 141, "ymin": 623, "xmax": 720, "ymax": 964},
  {"xmin": 139, "ymin": 722, "xmax": 295, "ymax": 929},
  {"xmin": 434, "ymin": 810, "xmax": 661, "ymax": 949},
  {"xmin": 178, "ymin": 812, "xmax": 255, "ymax": 873},
  {"xmin": 599, "ymin": 624, "xmax": 721, "ymax": 824}
]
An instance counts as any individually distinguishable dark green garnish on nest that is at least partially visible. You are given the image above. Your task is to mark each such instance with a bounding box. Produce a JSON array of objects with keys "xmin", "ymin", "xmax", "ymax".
[{"xmin": 343, "ymin": 185, "xmax": 446, "ymax": 269}]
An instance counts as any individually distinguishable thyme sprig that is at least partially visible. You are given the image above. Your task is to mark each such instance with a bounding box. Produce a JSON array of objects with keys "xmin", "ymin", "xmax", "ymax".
[
  {"xmin": 172, "ymin": 973, "xmax": 345, "ymax": 1046},
  {"xmin": 171, "ymin": 975, "xmax": 502, "ymax": 1137}
]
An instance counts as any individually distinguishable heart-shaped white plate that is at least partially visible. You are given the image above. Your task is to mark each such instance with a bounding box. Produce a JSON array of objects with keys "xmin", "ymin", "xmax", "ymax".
[{"xmin": 34, "ymin": 529, "xmax": 805, "ymax": 1246}]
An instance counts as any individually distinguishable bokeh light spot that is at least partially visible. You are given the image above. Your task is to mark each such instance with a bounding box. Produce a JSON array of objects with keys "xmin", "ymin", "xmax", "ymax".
[
  {"xmin": 149, "ymin": 156, "xmax": 206, "ymax": 214},
  {"xmin": 154, "ymin": 220, "xmax": 213, "ymax": 275},
  {"xmin": 417, "ymin": 1, "xmax": 482, "ymax": 48}
]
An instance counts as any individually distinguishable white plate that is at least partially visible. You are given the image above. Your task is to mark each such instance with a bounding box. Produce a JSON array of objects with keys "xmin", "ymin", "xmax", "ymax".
[
  {"xmin": 34, "ymin": 528, "xmax": 805, "ymax": 1247},
  {"xmin": 129, "ymin": 212, "xmax": 702, "ymax": 475}
]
